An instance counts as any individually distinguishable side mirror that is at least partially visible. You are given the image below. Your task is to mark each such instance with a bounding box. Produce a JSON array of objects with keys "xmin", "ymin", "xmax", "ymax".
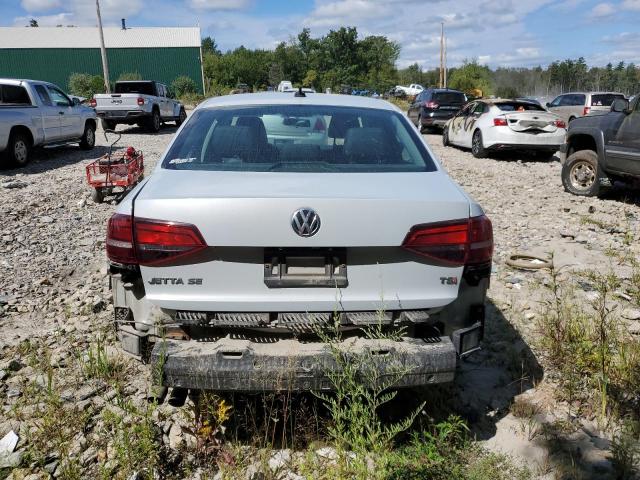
[
  {"xmin": 545, "ymin": 102, "xmax": 552, "ymax": 108},
  {"xmin": 611, "ymin": 98, "xmax": 629, "ymax": 113},
  {"xmin": 72, "ymin": 97, "xmax": 80, "ymax": 106}
]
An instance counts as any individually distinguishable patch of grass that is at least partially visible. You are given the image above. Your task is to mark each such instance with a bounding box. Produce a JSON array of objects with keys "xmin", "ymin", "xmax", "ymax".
[
  {"xmin": 99, "ymin": 397, "xmax": 161, "ymax": 480},
  {"xmin": 610, "ymin": 418, "xmax": 640, "ymax": 479},
  {"xmin": 537, "ymin": 262, "xmax": 640, "ymax": 424},
  {"xmin": 384, "ymin": 416, "xmax": 530, "ymax": 480},
  {"xmin": 78, "ymin": 329, "xmax": 127, "ymax": 385}
]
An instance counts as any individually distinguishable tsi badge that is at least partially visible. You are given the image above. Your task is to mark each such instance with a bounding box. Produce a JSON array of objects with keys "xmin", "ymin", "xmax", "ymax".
[
  {"xmin": 148, "ymin": 278, "xmax": 203, "ymax": 285},
  {"xmin": 440, "ymin": 276, "xmax": 458, "ymax": 286}
]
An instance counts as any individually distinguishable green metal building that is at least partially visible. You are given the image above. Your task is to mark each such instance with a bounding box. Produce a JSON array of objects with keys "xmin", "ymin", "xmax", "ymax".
[{"xmin": 0, "ymin": 25, "xmax": 204, "ymax": 94}]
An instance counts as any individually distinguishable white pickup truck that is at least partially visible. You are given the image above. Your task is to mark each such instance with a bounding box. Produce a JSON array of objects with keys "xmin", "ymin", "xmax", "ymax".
[
  {"xmin": 92, "ymin": 81, "xmax": 186, "ymax": 133},
  {"xmin": 0, "ymin": 78, "xmax": 97, "ymax": 167},
  {"xmin": 395, "ymin": 84, "xmax": 424, "ymax": 97}
]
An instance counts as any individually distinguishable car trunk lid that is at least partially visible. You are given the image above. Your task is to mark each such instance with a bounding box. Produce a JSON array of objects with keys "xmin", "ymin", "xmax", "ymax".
[{"xmin": 502, "ymin": 111, "xmax": 560, "ymax": 133}]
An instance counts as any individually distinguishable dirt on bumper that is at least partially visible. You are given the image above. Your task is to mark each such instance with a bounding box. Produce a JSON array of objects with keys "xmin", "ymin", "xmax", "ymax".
[{"xmin": 151, "ymin": 336, "xmax": 457, "ymax": 391}]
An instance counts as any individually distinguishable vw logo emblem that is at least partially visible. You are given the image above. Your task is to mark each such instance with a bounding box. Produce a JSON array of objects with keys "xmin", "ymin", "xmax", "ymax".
[{"xmin": 291, "ymin": 208, "xmax": 321, "ymax": 237}]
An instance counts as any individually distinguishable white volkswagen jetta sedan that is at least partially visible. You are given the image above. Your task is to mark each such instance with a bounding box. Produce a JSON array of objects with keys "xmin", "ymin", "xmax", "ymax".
[
  {"xmin": 443, "ymin": 99, "xmax": 567, "ymax": 159},
  {"xmin": 106, "ymin": 92, "xmax": 493, "ymax": 392}
]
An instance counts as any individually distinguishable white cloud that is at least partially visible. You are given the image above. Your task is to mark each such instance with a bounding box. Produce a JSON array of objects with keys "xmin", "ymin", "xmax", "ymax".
[
  {"xmin": 21, "ymin": 0, "xmax": 61, "ymax": 12},
  {"xmin": 588, "ymin": 2, "xmax": 615, "ymax": 18},
  {"xmin": 188, "ymin": 0, "xmax": 250, "ymax": 10},
  {"xmin": 621, "ymin": 0, "xmax": 640, "ymax": 9},
  {"xmin": 13, "ymin": 12, "xmax": 73, "ymax": 26}
]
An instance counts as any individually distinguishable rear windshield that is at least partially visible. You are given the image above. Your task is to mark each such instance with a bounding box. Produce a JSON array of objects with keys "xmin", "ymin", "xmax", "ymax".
[
  {"xmin": 496, "ymin": 102, "xmax": 545, "ymax": 112},
  {"xmin": 114, "ymin": 82, "xmax": 155, "ymax": 95},
  {"xmin": 591, "ymin": 94, "xmax": 625, "ymax": 107},
  {"xmin": 0, "ymin": 85, "xmax": 32, "ymax": 105},
  {"xmin": 433, "ymin": 92, "xmax": 466, "ymax": 104},
  {"xmin": 162, "ymin": 105, "xmax": 437, "ymax": 173}
]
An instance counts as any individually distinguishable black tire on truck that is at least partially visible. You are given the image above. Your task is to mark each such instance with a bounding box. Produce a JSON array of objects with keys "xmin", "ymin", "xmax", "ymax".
[
  {"xmin": 176, "ymin": 107, "xmax": 187, "ymax": 127},
  {"xmin": 101, "ymin": 119, "xmax": 117, "ymax": 131},
  {"xmin": 561, "ymin": 149, "xmax": 606, "ymax": 197},
  {"xmin": 5, "ymin": 130, "xmax": 31, "ymax": 167},
  {"xmin": 146, "ymin": 108, "xmax": 161, "ymax": 133},
  {"xmin": 79, "ymin": 122, "xmax": 96, "ymax": 150}
]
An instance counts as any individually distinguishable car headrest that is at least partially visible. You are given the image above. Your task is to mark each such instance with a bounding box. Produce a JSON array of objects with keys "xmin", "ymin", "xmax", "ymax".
[
  {"xmin": 236, "ymin": 116, "xmax": 268, "ymax": 146},
  {"xmin": 343, "ymin": 127, "xmax": 388, "ymax": 162},
  {"xmin": 328, "ymin": 114, "xmax": 360, "ymax": 138},
  {"xmin": 205, "ymin": 125, "xmax": 257, "ymax": 161}
]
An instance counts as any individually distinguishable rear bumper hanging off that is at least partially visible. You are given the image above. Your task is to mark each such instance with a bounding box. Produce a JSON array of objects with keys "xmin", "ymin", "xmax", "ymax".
[{"xmin": 150, "ymin": 336, "xmax": 458, "ymax": 392}]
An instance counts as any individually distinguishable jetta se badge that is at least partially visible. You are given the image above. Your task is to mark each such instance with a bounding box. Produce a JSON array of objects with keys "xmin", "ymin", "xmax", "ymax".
[{"xmin": 291, "ymin": 208, "xmax": 321, "ymax": 237}]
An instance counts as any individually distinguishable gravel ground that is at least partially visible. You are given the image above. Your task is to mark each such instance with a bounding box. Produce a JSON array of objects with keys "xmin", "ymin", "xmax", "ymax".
[{"xmin": 1, "ymin": 121, "xmax": 639, "ymax": 478}]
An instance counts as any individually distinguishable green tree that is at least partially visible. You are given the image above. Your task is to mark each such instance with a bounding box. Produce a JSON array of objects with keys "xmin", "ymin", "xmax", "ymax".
[
  {"xmin": 68, "ymin": 73, "xmax": 105, "ymax": 99},
  {"xmin": 449, "ymin": 60, "xmax": 492, "ymax": 95},
  {"xmin": 201, "ymin": 36, "xmax": 220, "ymax": 56},
  {"xmin": 171, "ymin": 76, "xmax": 197, "ymax": 97}
]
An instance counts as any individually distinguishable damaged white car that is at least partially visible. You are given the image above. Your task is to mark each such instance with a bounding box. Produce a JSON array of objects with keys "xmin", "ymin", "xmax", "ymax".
[
  {"xmin": 106, "ymin": 92, "xmax": 493, "ymax": 392},
  {"xmin": 443, "ymin": 99, "xmax": 567, "ymax": 159}
]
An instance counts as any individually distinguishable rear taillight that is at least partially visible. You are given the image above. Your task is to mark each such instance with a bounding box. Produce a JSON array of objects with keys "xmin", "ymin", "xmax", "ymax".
[
  {"xmin": 424, "ymin": 101, "xmax": 439, "ymax": 109},
  {"xmin": 402, "ymin": 215, "xmax": 493, "ymax": 267},
  {"xmin": 493, "ymin": 118, "xmax": 508, "ymax": 127},
  {"xmin": 583, "ymin": 106, "xmax": 590, "ymax": 116},
  {"xmin": 106, "ymin": 214, "xmax": 207, "ymax": 266},
  {"xmin": 555, "ymin": 119, "xmax": 567, "ymax": 129},
  {"xmin": 89, "ymin": 98, "xmax": 97, "ymax": 108},
  {"xmin": 137, "ymin": 97, "xmax": 145, "ymax": 106},
  {"xmin": 134, "ymin": 218, "xmax": 207, "ymax": 265},
  {"xmin": 106, "ymin": 214, "xmax": 136, "ymax": 265}
]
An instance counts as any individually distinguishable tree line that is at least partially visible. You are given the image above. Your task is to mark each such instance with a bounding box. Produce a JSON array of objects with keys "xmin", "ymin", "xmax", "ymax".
[{"xmin": 202, "ymin": 28, "xmax": 640, "ymax": 98}]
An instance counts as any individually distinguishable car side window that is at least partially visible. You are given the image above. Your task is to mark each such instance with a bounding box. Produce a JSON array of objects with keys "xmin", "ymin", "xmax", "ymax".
[
  {"xmin": 47, "ymin": 86, "xmax": 71, "ymax": 107},
  {"xmin": 159, "ymin": 85, "xmax": 166, "ymax": 97},
  {"xmin": 559, "ymin": 95, "xmax": 574, "ymax": 107},
  {"xmin": 473, "ymin": 103, "xmax": 485, "ymax": 115},
  {"xmin": 573, "ymin": 94, "xmax": 586, "ymax": 106},
  {"xmin": 550, "ymin": 95, "xmax": 563, "ymax": 107},
  {"xmin": 33, "ymin": 85, "xmax": 52, "ymax": 106}
]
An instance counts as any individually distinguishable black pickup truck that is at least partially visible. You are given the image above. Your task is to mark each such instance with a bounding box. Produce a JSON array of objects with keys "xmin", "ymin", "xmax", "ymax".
[{"xmin": 560, "ymin": 95, "xmax": 639, "ymax": 196}]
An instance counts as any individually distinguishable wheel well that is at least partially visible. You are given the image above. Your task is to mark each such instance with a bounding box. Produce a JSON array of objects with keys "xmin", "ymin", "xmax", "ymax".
[
  {"xmin": 152, "ymin": 105, "xmax": 160, "ymax": 113},
  {"xmin": 86, "ymin": 119, "xmax": 96, "ymax": 130},
  {"xmin": 9, "ymin": 126, "xmax": 34, "ymax": 146},
  {"xmin": 567, "ymin": 134, "xmax": 597, "ymax": 157}
]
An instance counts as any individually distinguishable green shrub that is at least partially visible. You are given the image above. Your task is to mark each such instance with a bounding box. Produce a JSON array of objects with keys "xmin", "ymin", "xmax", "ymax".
[
  {"xmin": 68, "ymin": 72, "xmax": 105, "ymax": 99},
  {"xmin": 171, "ymin": 75, "xmax": 197, "ymax": 98}
]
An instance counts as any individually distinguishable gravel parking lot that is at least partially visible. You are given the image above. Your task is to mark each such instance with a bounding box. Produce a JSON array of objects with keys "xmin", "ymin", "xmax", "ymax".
[{"xmin": 1, "ymin": 121, "xmax": 639, "ymax": 477}]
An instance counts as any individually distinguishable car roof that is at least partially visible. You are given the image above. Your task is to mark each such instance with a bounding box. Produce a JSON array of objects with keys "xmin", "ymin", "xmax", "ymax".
[
  {"xmin": 427, "ymin": 88, "xmax": 465, "ymax": 93},
  {"xmin": 198, "ymin": 92, "xmax": 400, "ymax": 112},
  {"xmin": 555, "ymin": 91, "xmax": 624, "ymax": 95}
]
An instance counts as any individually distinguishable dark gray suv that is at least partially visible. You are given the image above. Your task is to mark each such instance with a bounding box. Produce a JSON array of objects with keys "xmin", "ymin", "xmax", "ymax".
[{"xmin": 408, "ymin": 88, "xmax": 467, "ymax": 132}]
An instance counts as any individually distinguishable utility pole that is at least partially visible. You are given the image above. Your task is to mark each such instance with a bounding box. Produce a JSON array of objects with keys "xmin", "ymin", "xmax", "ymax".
[
  {"xmin": 444, "ymin": 31, "xmax": 447, "ymax": 88},
  {"xmin": 439, "ymin": 22, "xmax": 444, "ymax": 88},
  {"xmin": 96, "ymin": 0, "xmax": 111, "ymax": 93}
]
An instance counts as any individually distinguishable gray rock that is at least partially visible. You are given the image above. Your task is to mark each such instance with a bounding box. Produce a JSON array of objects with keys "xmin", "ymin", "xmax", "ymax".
[
  {"xmin": 0, "ymin": 451, "xmax": 22, "ymax": 468},
  {"xmin": 621, "ymin": 309, "xmax": 640, "ymax": 321},
  {"xmin": 45, "ymin": 459, "xmax": 59, "ymax": 474},
  {"xmin": 268, "ymin": 449, "xmax": 291, "ymax": 471},
  {"xmin": 168, "ymin": 423, "xmax": 183, "ymax": 450},
  {"xmin": 40, "ymin": 216, "xmax": 54, "ymax": 224},
  {"xmin": 316, "ymin": 446, "xmax": 339, "ymax": 461}
]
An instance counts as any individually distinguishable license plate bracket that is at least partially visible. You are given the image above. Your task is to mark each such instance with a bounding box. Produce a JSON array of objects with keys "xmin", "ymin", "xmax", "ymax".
[{"xmin": 264, "ymin": 248, "xmax": 347, "ymax": 288}]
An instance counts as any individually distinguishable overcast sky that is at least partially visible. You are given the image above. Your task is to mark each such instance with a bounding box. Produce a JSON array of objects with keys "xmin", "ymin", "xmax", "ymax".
[{"xmin": 3, "ymin": 0, "xmax": 640, "ymax": 69}]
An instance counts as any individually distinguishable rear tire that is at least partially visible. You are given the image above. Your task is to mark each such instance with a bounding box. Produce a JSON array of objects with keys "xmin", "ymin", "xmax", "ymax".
[
  {"xmin": 6, "ymin": 131, "xmax": 31, "ymax": 167},
  {"xmin": 101, "ymin": 119, "xmax": 116, "ymax": 131},
  {"xmin": 79, "ymin": 123, "xmax": 96, "ymax": 150},
  {"xmin": 91, "ymin": 188, "xmax": 104, "ymax": 203},
  {"xmin": 442, "ymin": 127, "xmax": 450, "ymax": 146},
  {"xmin": 416, "ymin": 114, "xmax": 424, "ymax": 133},
  {"xmin": 176, "ymin": 107, "xmax": 187, "ymax": 127},
  {"xmin": 568, "ymin": 116, "xmax": 576, "ymax": 123},
  {"xmin": 146, "ymin": 109, "xmax": 161, "ymax": 133},
  {"xmin": 561, "ymin": 150, "xmax": 603, "ymax": 197},
  {"xmin": 471, "ymin": 130, "xmax": 487, "ymax": 158}
]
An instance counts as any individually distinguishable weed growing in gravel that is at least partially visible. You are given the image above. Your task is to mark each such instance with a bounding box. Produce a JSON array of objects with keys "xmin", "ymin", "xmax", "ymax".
[
  {"xmin": 610, "ymin": 417, "xmax": 640, "ymax": 479},
  {"xmin": 537, "ymin": 264, "xmax": 640, "ymax": 424},
  {"xmin": 312, "ymin": 315, "xmax": 424, "ymax": 478},
  {"xmin": 78, "ymin": 327, "xmax": 127, "ymax": 385},
  {"xmin": 99, "ymin": 397, "xmax": 161, "ymax": 480}
]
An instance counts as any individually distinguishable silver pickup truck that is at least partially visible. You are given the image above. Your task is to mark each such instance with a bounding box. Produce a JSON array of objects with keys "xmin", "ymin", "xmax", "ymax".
[
  {"xmin": 0, "ymin": 79, "xmax": 97, "ymax": 167},
  {"xmin": 92, "ymin": 81, "xmax": 187, "ymax": 133}
]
